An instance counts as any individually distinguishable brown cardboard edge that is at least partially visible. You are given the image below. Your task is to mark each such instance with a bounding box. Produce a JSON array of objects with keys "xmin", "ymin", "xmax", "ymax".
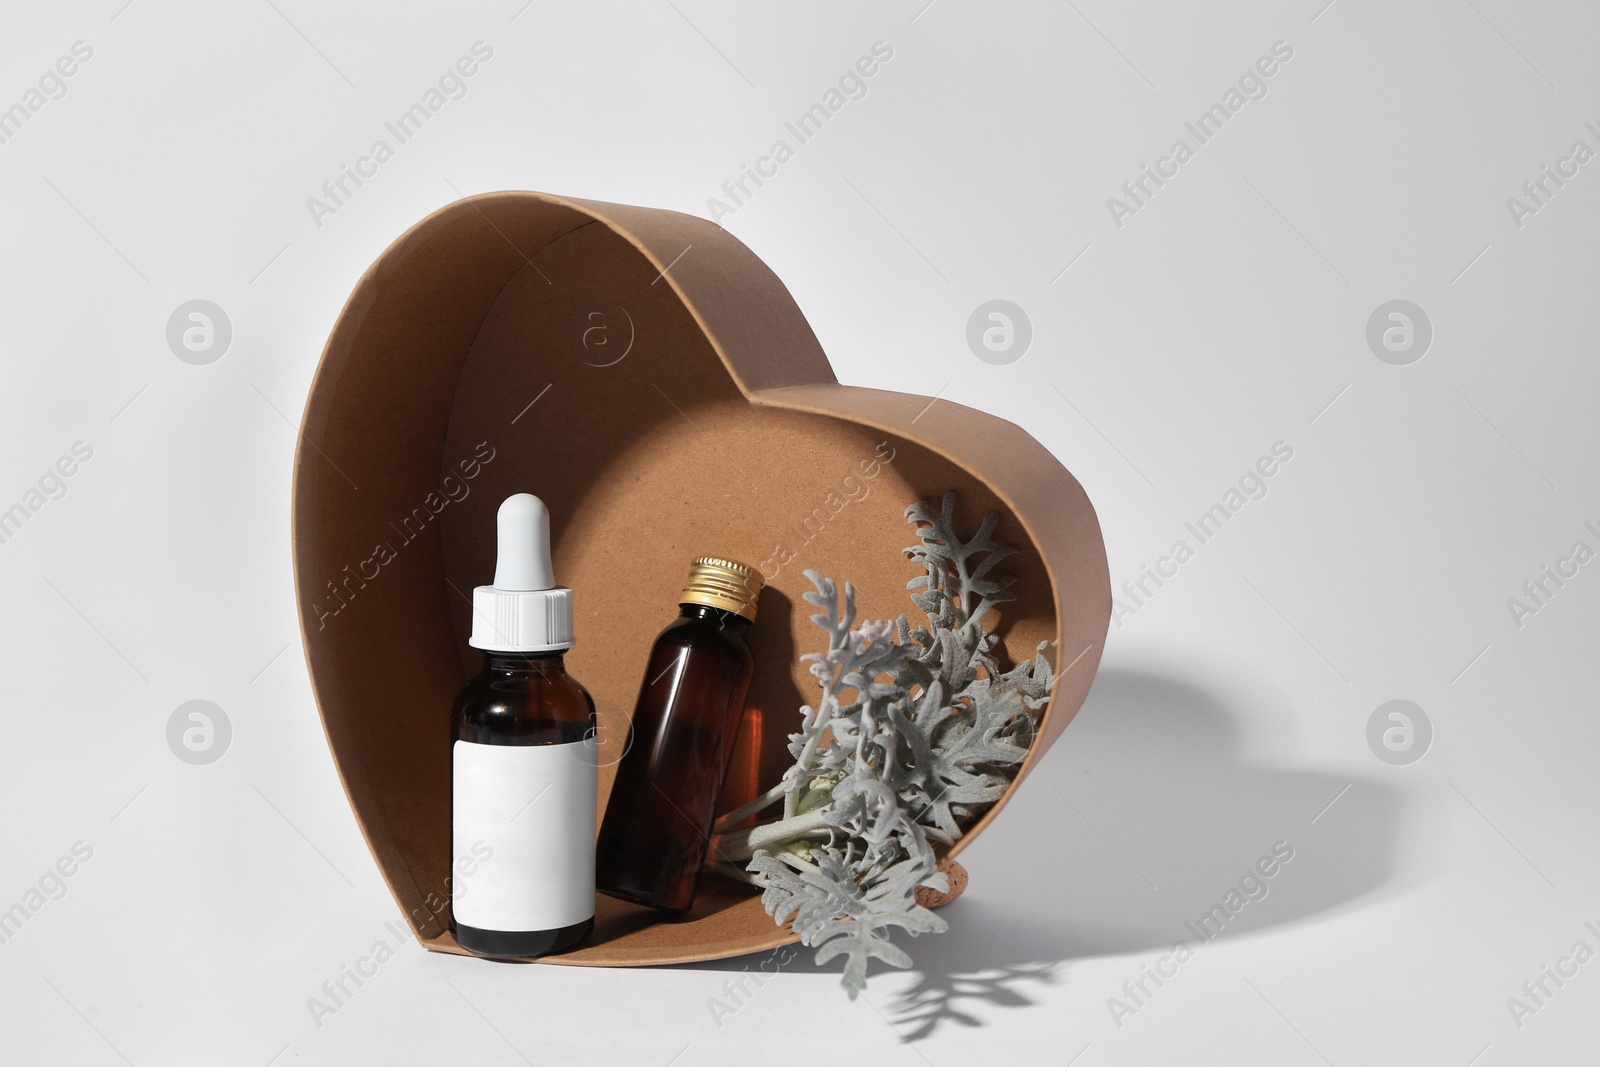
[
  {"xmin": 289, "ymin": 266, "xmax": 436, "ymax": 936},
  {"xmin": 746, "ymin": 382, "xmax": 1112, "ymax": 862},
  {"xmin": 290, "ymin": 199, "xmax": 601, "ymax": 941},
  {"xmin": 418, "ymin": 930, "xmax": 798, "ymax": 966}
]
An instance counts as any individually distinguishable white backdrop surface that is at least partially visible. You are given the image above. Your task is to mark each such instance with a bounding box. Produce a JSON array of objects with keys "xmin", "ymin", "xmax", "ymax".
[{"xmin": 1, "ymin": 2, "xmax": 1596, "ymax": 1064}]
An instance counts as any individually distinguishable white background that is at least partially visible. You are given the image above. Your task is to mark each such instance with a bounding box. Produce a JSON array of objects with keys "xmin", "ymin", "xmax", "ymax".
[{"xmin": 2, "ymin": 1, "xmax": 1596, "ymax": 1064}]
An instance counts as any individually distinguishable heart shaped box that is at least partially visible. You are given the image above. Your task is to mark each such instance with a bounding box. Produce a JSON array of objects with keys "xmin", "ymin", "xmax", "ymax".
[{"xmin": 292, "ymin": 191, "xmax": 1110, "ymax": 965}]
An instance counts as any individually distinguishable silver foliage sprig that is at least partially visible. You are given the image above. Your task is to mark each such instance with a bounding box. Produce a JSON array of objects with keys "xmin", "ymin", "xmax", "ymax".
[{"xmin": 712, "ymin": 493, "xmax": 1055, "ymax": 997}]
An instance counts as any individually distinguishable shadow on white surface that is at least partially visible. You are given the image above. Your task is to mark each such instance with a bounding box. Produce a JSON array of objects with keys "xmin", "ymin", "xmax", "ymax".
[
  {"xmin": 885, "ymin": 667, "xmax": 1406, "ymax": 1039},
  {"xmin": 1038, "ymin": 668, "xmax": 1404, "ymax": 950},
  {"xmin": 673, "ymin": 668, "xmax": 1407, "ymax": 1040}
]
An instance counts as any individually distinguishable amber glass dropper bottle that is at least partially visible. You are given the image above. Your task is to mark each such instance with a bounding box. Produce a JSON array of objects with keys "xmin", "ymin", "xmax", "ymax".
[
  {"xmin": 595, "ymin": 556, "xmax": 762, "ymax": 914},
  {"xmin": 450, "ymin": 494, "xmax": 597, "ymax": 958}
]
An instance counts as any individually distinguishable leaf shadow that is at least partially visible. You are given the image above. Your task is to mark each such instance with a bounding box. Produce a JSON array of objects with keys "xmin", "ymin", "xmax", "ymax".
[
  {"xmin": 860, "ymin": 666, "xmax": 1409, "ymax": 1041},
  {"xmin": 877, "ymin": 931, "xmax": 1064, "ymax": 1041}
]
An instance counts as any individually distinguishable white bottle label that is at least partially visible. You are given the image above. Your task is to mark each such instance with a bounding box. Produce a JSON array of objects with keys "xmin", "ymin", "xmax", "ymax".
[{"xmin": 452, "ymin": 739, "xmax": 596, "ymax": 932}]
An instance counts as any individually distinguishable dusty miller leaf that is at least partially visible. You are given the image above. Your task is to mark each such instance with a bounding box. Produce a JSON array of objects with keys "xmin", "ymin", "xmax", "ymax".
[{"xmin": 743, "ymin": 496, "xmax": 1056, "ymax": 997}]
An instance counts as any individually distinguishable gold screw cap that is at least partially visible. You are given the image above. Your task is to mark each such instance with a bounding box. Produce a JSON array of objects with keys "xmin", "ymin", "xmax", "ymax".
[{"xmin": 679, "ymin": 556, "xmax": 763, "ymax": 621}]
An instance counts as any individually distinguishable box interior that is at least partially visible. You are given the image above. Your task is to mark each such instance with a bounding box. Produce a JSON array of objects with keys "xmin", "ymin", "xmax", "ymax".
[{"xmin": 293, "ymin": 192, "xmax": 1103, "ymax": 966}]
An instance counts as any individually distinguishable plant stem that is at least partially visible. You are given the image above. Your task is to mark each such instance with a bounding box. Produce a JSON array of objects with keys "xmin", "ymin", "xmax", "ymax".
[
  {"xmin": 714, "ymin": 806, "xmax": 833, "ymax": 862},
  {"xmin": 713, "ymin": 860, "xmax": 760, "ymax": 886},
  {"xmin": 711, "ymin": 780, "xmax": 788, "ymax": 833},
  {"xmin": 786, "ymin": 701, "xmax": 836, "ymax": 820},
  {"xmin": 771, "ymin": 850, "xmax": 820, "ymax": 872}
]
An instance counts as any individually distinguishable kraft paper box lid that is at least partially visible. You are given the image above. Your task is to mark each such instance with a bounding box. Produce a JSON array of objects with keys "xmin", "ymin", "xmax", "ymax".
[{"xmin": 292, "ymin": 190, "xmax": 1110, "ymax": 965}]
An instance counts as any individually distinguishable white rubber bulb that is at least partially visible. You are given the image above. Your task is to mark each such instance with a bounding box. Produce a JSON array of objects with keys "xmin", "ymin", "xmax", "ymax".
[{"xmin": 493, "ymin": 493, "xmax": 554, "ymax": 592}]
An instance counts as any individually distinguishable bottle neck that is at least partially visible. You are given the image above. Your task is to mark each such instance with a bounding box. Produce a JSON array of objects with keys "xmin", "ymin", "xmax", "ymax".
[
  {"xmin": 481, "ymin": 648, "xmax": 569, "ymax": 674},
  {"xmin": 678, "ymin": 602, "xmax": 752, "ymax": 632}
]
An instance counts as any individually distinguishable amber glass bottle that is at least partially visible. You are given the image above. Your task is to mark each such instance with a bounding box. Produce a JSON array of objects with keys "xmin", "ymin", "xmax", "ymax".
[
  {"xmin": 595, "ymin": 556, "xmax": 762, "ymax": 913},
  {"xmin": 450, "ymin": 494, "xmax": 597, "ymax": 959},
  {"xmin": 451, "ymin": 650, "xmax": 597, "ymax": 956}
]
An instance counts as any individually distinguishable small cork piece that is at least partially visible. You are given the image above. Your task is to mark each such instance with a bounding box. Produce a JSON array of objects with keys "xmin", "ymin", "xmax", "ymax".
[{"xmin": 915, "ymin": 859, "xmax": 968, "ymax": 909}]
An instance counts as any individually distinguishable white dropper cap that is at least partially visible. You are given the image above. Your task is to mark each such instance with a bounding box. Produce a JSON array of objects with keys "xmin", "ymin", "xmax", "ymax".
[{"xmin": 469, "ymin": 493, "xmax": 574, "ymax": 652}]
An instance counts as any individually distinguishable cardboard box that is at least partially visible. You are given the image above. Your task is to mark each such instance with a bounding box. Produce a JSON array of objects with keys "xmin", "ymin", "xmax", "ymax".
[{"xmin": 292, "ymin": 191, "xmax": 1110, "ymax": 965}]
